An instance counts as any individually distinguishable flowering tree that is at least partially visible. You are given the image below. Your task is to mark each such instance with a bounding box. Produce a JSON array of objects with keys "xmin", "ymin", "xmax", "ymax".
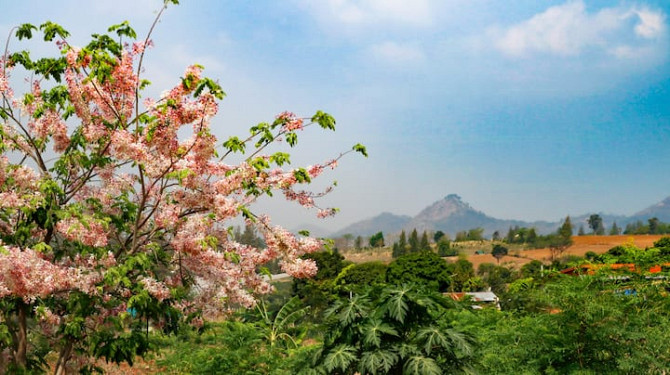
[{"xmin": 0, "ymin": 2, "xmax": 365, "ymax": 373}]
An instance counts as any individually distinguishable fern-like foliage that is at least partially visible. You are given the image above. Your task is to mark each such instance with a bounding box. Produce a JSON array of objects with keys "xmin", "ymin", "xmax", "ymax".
[
  {"xmin": 312, "ymin": 283, "xmax": 474, "ymax": 374},
  {"xmin": 361, "ymin": 318, "xmax": 399, "ymax": 348},
  {"xmin": 359, "ymin": 349, "xmax": 399, "ymax": 374},
  {"xmin": 404, "ymin": 355, "xmax": 442, "ymax": 375},
  {"xmin": 323, "ymin": 344, "xmax": 357, "ymax": 373}
]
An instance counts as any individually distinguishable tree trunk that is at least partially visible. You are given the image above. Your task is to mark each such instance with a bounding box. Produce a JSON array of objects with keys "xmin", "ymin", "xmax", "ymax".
[
  {"xmin": 54, "ymin": 338, "xmax": 74, "ymax": 375},
  {"xmin": 15, "ymin": 301, "xmax": 28, "ymax": 368}
]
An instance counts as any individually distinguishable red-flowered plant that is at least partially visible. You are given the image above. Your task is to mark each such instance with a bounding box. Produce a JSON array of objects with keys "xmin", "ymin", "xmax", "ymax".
[{"xmin": 0, "ymin": 2, "xmax": 365, "ymax": 373}]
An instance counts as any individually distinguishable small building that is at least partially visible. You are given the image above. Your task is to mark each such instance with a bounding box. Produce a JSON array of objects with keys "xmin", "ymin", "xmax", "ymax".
[{"xmin": 447, "ymin": 291, "xmax": 500, "ymax": 310}]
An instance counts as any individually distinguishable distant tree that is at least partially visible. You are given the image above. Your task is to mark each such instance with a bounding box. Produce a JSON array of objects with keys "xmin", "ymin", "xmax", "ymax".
[
  {"xmin": 548, "ymin": 236, "xmax": 571, "ymax": 261},
  {"xmin": 609, "ymin": 222, "xmax": 621, "ymax": 236},
  {"xmin": 649, "ymin": 217, "xmax": 660, "ymax": 235},
  {"xmin": 354, "ymin": 236, "xmax": 363, "ymax": 250},
  {"xmin": 455, "ymin": 230, "xmax": 468, "ymax": 242},
  {"xmin": 369, "ymin": 232, "xmax": 384, "ymax": 248},
  {"xmin": 437, "ymin": 238, "xmax": 456, "ymax": 257},
  {"xmin": 446, "ymin": 258, "xmax": 476, "ymax": 291},
  {"xmin": 492, "ymin": 244, "xmax": 509, "ymax": 264},
  {"xmin": 420, "ymin": 231, "xmax": 431, "ymax": 251},
  {"xmin": 624, "ymin": 220, "xmax": 649, "ymax": 235},
  {"xmin": 588, "ymin": 214, "xmax": 604, "ymax": 235},
  {"xmin": 398, "ymin": 230, "xmax": 407, "ymax": 252},
  {"xmin": 434, "ymin": 230, "xmax": 446, "ymax": 243},
  {"xmin": 467, "ymin": 228, "xmax": 485, "ymax": 241},
  {"xmin": 408, "ymin": 229, "xmax": 420, "ymax": 252},
  {"xmin": 558, "ymin": 216, "xmax": 573, "ymax": 239},
  {"xmin": 492, "ymin": 230, "xmax": 501, "ymax": 241},
  {"xmin": 578, "ymin": 225, "xmax": 586, "ymax": 236},
  {"xmin": 239, "ymin": 223, "xmax": 265, "ymax": 248},
  {"xmin": 527, "ymin": 228, "xmax": 538, "ymax": 244}
]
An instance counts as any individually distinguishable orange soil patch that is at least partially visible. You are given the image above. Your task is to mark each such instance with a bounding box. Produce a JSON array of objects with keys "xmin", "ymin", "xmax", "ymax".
[
  {"xmin": 466, "ymin": 235, "xmax": 667, "ymax": 269},
  {"xmin": 344, "ymin": 235, "xmax": 668, "ymax": 270}
]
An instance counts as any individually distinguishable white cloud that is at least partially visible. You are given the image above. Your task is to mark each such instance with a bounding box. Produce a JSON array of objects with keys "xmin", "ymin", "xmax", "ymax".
[
  {"xmin": 298, "ymin": 0, "xmax": 434, "ymax": 30},
  {"xmin": 491, "ymin": 1, "xmax": 667, "ymax": 59},
  {"xmin": 634, "ymin": 8, "xmax": 666, "ymax": 38},
  {"xmin": 369, "ymin": 41, "xmax": 425, "ymax": 65}
]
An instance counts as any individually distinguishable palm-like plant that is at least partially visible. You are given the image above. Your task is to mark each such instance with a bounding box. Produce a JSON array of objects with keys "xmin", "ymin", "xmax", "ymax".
[
  {"xmin": 313, "ymin": 284, "xmax": 474, "ymax": 374},
  {"xmin": 257, "ymin": 296, "xmax": 310, "ymax": 348}
]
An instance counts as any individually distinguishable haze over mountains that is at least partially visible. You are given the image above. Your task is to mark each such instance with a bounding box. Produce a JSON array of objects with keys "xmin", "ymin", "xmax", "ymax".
[{"xmin": 328, "ymin": 194, "xmax": 670, "ymax": 238}]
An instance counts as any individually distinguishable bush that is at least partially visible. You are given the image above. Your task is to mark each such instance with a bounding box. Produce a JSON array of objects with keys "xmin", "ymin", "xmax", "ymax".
[
  {"xmin": 334, "ymin": 262, "xmax": 387, "ymax": 292},
  {"xmin": 386, "ymin": 251, "xmax": 451, "ymax": 292}
]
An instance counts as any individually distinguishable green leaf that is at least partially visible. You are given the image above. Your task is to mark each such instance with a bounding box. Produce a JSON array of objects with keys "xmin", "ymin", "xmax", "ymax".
[
  {"xmin": 286, "ymin": 132, "xmax": 298, "ymax": 147},
  {"xmin": 311, "ymin": 110, "xmax": 336, "ymax": 131},
  {"xmin": 361, "ymin": 318, "xmax": 398, "ymax": 348},
  {"xmin": 359, "ymin": 349, "xmax": 398, "ymax": 374},
  {"xmin": 40, "ymin": 21, "xmax": 70, "ymax": 41},
  {"xmin": 353, "ymin": 143, "xmax": 368, "ymax": 157},
  {"xmin": 293, "ymin": 168, "xmax": 311, "ymax": 183},
  {"xmin": 223, "ymin": 136, "xmax": 246, "ymax": 154},
  {"xmin": 269, "ymin": 152, "xmax": 290, "ymax": 166},
  {"xmin": 108, "ymin": 21, "xmax": 137, "ymax": 39},
  {"xmin": 15, "ymin": 24, "xmax": 37, "ymax": 40},
  {"xmin": 403, "ymin": 356, "xmax": 441, "ymax": 375},
  {"xmin": 8, "ymin": 51, "xmax": 33, "ymax": 70},
  {"xmin": 323, "ymin": 344, "xmax": 357, "ymax": 373}
]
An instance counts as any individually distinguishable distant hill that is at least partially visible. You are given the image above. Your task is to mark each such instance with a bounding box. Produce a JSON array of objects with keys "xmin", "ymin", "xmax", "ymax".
[
  {"xmin": 331, "ymin": 212, "xmax": 411, "ymax": 237},
  {"xmin": 630, "ymin": 196, "xmax": 670, "ymax": 222},
  {"xmin": 328, "ymin": 194, "xmax": 670, "ymax": 239},
  {"xmin": 406, "ymin": 194, "xmax": 558, "ymax": 237}
]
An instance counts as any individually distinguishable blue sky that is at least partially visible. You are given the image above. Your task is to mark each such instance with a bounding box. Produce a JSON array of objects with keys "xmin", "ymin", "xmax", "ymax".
[{"xmin": 1, "ymin": 1, "xmax": 669, "ymax": 232}]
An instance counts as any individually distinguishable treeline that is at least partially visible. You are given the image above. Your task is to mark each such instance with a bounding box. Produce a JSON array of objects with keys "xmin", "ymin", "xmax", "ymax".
[
  {"xmin": 621, "ymin": 217, "xmax": 670, "ymax": 235},
  {"xmin": 390, "ymin": 229, "xmax": 454, "ymax": 258},
  {"xmin": 503, "ymin": 216, "xmax": 573, "ymax": 251}
]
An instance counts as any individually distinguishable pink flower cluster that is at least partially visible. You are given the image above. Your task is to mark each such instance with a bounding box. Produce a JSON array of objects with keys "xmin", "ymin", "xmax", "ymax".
[
  {"xmin": 276, "ymin": 111, "xmax": 304, "ymax": 131},
  {"xmin": 0, "ymin": 246, "xmax": 99, "ymax": 302},
  {"xmin": 140, "ymin": 277, "xmax": 171, "ymax": 302},
  {"xmin": 55, "ymin": 217, "xmax": 108, "ymax": 247}
]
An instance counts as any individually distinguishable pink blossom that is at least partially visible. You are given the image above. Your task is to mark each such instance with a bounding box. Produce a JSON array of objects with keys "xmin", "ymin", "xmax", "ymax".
[
  {"xmin": 55, "ymin": 217, "xmax": 108, "ymax": 247},
  {"xmin": 141, "ymin": 277, "xmax": 171, "ymax": 302}
]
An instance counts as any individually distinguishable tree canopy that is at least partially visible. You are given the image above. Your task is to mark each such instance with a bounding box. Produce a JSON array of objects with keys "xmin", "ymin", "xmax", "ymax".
[{"xmin": 0, "ymin": 4, "xmax": 364, "ymax": 372}]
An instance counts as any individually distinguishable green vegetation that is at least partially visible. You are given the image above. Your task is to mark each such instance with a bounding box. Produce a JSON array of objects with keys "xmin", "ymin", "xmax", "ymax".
[
  {"xmin": 149, "ymin": 237, "xmax": 670, "ymax": 374},
  {"xmin": 624, "ymin": 217, "xmax": 670, "ymax": 235}
]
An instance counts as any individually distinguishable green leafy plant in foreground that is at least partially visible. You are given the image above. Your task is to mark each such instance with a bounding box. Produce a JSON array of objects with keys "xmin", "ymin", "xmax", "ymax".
[{"xmin": 312, "ymin": 283, "xmax": 474, "ymax": 375}]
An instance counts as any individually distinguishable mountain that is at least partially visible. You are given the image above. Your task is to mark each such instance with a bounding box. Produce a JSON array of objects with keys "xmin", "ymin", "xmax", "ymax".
[
  {"xmin": 331, "ymin": 212, "xmax": 411, "ymax": 237},
  {"xmin": 329, "ymin": 194, "xmax": 670, "ymax": 239},
  {"xmin": 630, "ymin": 196, "xmax": 670, "ymax": 222},
  {"xmin": 406, "ymin": 194, "xmax": 554, "ymax": 236}
]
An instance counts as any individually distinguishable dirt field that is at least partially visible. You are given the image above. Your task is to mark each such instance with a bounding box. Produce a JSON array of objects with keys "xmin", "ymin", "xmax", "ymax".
[{"xmin": 343, "ymin": 235, "xmax": 668, "ymax": 270}]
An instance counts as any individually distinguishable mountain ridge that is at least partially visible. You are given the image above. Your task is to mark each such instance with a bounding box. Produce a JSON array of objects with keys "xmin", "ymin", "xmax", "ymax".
[{"xmin": 331, "ymin": 194, "xmax": 670, "ymax": 238}]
